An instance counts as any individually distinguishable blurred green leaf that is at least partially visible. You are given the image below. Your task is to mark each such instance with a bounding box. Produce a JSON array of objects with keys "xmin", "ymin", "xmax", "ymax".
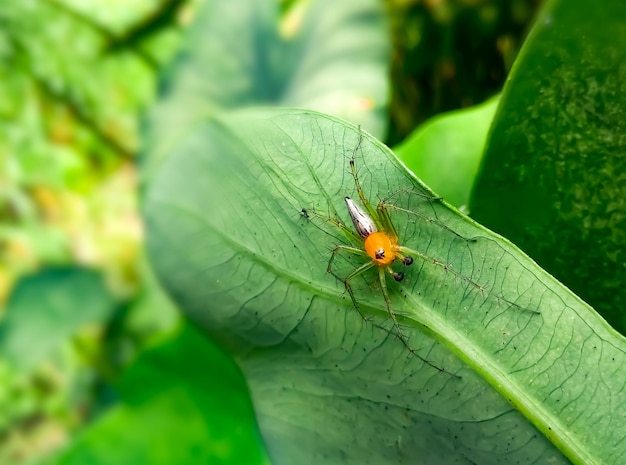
[
  {"xmin": 394, "ymin": 95, "xmax": 499, "ymax": 208},
  {"xmin": 144, "ymin": 108, "xmax": 626, "ymax": 464},
  {"xmin": 53, "ymin": 323, "xmax": 269, "ymax": 465},
  {"xmin": 470, "ymin": 0, "xmax": 626, "ymax": 332},
  {"xmin": 145, "ymin": 0, "xmax": 390, "ymax": 177},
  {"xmin": 120, "ymin": 262, "xmax": 181, "ymax": 340},
  {"xmin": 0, "ymin": 267, "xmax": 117, "ymax": 371}
]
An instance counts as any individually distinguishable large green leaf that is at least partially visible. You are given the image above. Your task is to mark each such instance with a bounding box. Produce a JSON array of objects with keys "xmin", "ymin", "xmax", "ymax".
[
  {"xmin": 53, "ymin": 323, "xmax": 269, "ymax": 465},
  {"xmin": 143, "ymin": 108, "xmax": 626, "ymax": 465},
  {"xmin": 0, "ymin": 267, "xmax": 117, "ymax": 371},
  {"xmin": 394, "ymin": 96, "xmax": 499, "ymax": 208},
  {"xmin": 470, "ymin": 0, "xmax": 626, "ymax": 333},
  {"xmin": 144, "ymin": 0, "xmax": 390, "ymax": 178}
]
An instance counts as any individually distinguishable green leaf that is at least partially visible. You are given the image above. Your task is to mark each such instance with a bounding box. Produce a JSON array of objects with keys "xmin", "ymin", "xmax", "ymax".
[
  {"xmin": 469, "ymin": 0, "xmax": 626, "ymax": 332},
  {"xmin": 145, "ymin": 0, "xmax": 390, "ymax": 177},
  {"xmin": 0, "ymin": 267, "xmax": 117, "ymax": 371},
  {"xmin": 394, "ymin": 95, "xmax": 499, "ymax": 208},
  {"xmin": 53, "ymin": 323, "xmax": 269, "ymax": 465},
  {"xmin": 143, "ymin": 108, "xmax": 626, "ymax": 465}
]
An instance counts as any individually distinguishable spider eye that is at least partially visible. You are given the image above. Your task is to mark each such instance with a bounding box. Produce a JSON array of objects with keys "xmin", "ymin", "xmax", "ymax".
[{"xmin": 375, "ymin": 249, "xmax": 385, "ymax": 259}]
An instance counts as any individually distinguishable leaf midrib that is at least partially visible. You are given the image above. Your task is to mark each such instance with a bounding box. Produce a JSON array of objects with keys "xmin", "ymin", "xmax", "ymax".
[{"xmin": 400, "ymin": 288, "xmax": 592, "ymax": 465}]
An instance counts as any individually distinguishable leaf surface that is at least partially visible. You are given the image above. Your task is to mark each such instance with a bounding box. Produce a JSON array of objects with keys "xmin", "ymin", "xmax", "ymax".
[{"xmin": 144, "ymin": 108, "xmax": 626, "ymax": 464}]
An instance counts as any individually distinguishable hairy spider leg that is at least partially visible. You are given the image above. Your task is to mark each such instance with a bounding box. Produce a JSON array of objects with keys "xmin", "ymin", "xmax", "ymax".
[
  {"xmin": 374, "ymin": 194, "xmax": 399, "ymax": 241},
  {"xmin": 380, "ymin": 200, "xmax": 477, "ymax": 242},
  {"xmin": 396, "ymin": 246, "xmax": 540, "ymax": 316},
  {"xmin": 346, "ymin": 130, "xmax": 472, "ymax": 245},
  {"xmin": 377, "ymin": 265, "xmax": 407, "ymax": 348},
  {"xmin": 326, "ymin": 244, "xmax": 374, "ymax": 320},
  {"xmin": 327, "ymin": 241, "xmax": 453, "ymax": 375},
  {"xmin": 328, "ymin": 244, "xmax": 403, "ymax": 330},
  {"xmin": 346, "ymin": 133, "xmax": 472, "ymax": 246},
  {"xmin": 317, "ymin": 210, "xmax": 364, "ymax": 244},
  {"xmin": 374, "ymin": 194, "xmax": 539, "ymax": 315},
  {"xmin": 347, "ymin": 133, "xmax": 381, "ymax": 225},
  {"xmin": 395, "ymin": 245, "xmax": 486, "ymax": 297},
  {"xmin": 380, "ymin": 186, "xmax": 442, "ymax": 206},
  {"xmin": 315, "ymin": 145, "xmax": 482, "ymax": 314}
]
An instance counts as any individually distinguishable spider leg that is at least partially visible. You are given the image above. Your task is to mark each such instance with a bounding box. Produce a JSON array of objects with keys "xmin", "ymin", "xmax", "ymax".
[
  {"xmin": 327, "ymin": 245, "xmax": 375, "ymax": 320},
  {"xmin": 347, "ymin": 130, "xmax": 379, "ymax": 221},
  {"xmin": 380, "ymin": 186, "xmax": 442, "ymax": 204},
  {"xmin": 378, "ymin": 266, "xmax": 452, "ymax": 375},
  {"xmin": 397, "ymin": 245, "xmax": 486, "ymax": 296},
  {"xmin": 378, "ymin": 266, "xmax": 402, "ymax": 339},
  {"xmin": 327, "ymin": 245, "xmax": 369, "ymax": 279},
  {"xmin": 379, "ymin": 199, "xmax": 477, "ymax": 242},
  {"xmin": 301, "ymin": 207, "xmax": 363, "ymax": 244},
  {"xmin": 397, "ymin": 246, "xmax": 539, "ymax": 316}
]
